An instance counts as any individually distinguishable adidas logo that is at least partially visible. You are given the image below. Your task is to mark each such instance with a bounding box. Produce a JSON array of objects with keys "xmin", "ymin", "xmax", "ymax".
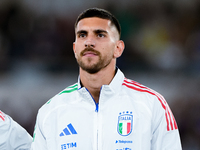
[{"xmin": 60, "ymin": 123, "xmax": 77, "ymax": 136}]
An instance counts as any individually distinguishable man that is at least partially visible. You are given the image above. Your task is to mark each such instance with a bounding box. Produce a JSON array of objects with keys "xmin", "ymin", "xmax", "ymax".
[
  {"xmin": 0, "ymin": 110, "xmax": 32, "ymax": 149},
  {"xmin": 31, "ymin": 8, "xmax": 182, "ymax": 150}
]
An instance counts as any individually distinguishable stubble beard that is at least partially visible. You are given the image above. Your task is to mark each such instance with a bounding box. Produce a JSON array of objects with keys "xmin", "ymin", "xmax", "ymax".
[{"xmin": 76, "ymin": 47, "xmax": 112, "ymax": 74}]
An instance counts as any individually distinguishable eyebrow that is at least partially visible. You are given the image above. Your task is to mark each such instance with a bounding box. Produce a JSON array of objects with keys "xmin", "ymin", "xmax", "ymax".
[
  {"xmin": 76, "ymin": 30, "xmax": 87, "ymax": 35},
  {"xmin": 94, "ymin": 29, "xmax": 108, "ymax": 34}
]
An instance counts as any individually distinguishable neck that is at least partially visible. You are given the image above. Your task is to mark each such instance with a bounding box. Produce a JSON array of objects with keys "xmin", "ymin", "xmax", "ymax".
[{"xmin": 80, "ymin": 64, "xmax": 116, "ymax": 103}]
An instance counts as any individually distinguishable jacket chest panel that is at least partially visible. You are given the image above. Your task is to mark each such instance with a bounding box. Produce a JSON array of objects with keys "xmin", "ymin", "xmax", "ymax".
[{"xmin": 44, "ymin": 94, "xmax": 152, "ymax": 149}]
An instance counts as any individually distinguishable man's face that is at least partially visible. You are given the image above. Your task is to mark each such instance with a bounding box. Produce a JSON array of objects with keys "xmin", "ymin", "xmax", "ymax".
[{"xmin": 73, "ymin": 17, "xmax": 120, "ymax": 74}]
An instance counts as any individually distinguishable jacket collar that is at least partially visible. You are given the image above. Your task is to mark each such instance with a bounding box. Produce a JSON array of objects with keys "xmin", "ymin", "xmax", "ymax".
[{"xmin": 77, "ymin": 68, "xmax": 125, "ymax": 94}]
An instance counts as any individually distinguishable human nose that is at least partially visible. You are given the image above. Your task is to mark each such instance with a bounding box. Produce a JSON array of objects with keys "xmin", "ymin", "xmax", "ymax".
[{"xmin": 84, "ymin": 37, "xmax": 95, "ymax": 48}]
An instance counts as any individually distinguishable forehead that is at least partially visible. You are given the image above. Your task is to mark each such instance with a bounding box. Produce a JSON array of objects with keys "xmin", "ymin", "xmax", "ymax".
[{"xmin": 76, "ymin": 17, "xmax": 114, "ymax": 32}]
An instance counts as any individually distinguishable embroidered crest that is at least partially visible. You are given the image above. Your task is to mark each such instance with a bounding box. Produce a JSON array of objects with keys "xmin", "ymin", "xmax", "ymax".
[{"xmin": 117, "ymin": 111, "xmax": 133, "ymax": 136}]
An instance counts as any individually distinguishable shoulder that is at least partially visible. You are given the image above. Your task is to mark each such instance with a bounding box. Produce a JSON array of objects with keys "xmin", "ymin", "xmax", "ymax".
[
  {"xmin": 37, "ymin": 83, "xmax": 78, "ymax": 119},
  {"xmin": 0, "ymin": 111, "xmax": 6, "ymax": 122},
  {"xmin": 46, "ymin": 82, "xmax": 78, "ymax": 105},
  {"xmin": 122, "ymin": 77, "xmax": 167, "ymax": 108},
  {"xmin": 122, "ymin": 78, "xmax": 161, "ymax": 97},
  {"xmin": 0, "ymin": 111, "xmax": 32, "ymax": 148},
  {"xmin": 41, "ymin": 82, "xmax": 78, "ymax": 104},
  {"xmin": 0, "ymin": 111, "xmax": 8, "ymax": 129},
  {"xmin": 122, "ymin": 77, "xmax": 177, "ymax": 131},
  {"xmin": 0, "ymin": 111, "xmax": 21, "ymax": 133},
  {"xmin": 58, "ymin": 83, "xmax": 78, "ymax": 95},
  {"xmin": 0, "ymin": 111, "xmax": 10, "ymax": 128}
]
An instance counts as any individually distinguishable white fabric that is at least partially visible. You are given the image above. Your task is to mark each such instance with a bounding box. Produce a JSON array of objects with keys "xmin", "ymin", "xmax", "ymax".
[
  {"xmin": 31, "ymin": 69, "xmax": 182, "ymax": 150},
  {"xmin": 0, "ymin": 110, "xmax": 32, "ymax": 150}
]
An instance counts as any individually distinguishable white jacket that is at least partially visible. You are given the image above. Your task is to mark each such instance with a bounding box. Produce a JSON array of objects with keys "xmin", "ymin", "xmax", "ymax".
[
  {"xmin": 31, "ymin": 69, "xmax": 182, "ymax": 150},
  {"xmin": 0, "ymin": 110, "xmax": 32, "ymax": 150}
]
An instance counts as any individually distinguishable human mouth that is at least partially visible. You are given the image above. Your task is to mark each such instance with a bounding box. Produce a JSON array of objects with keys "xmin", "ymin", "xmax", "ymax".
[{"xmin": 83, "ymin": 51, "xmax": 98, "ymax": 57}]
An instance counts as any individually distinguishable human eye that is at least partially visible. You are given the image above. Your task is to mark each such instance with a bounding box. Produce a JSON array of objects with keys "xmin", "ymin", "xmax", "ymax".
[
  {"xmin": 97, "ymin": 33, "xmax": 105, "ymax": 38},
  {"xmin": 95, "ymin": 30, "xmax": 107, "ymax": 38},
  {"xmin": 77, "ymin": 31, "xmax": 87, "ymax": 38},
  {"xmin": 78, "ymin": 33, "xmax": 86, "ymax": 38}
]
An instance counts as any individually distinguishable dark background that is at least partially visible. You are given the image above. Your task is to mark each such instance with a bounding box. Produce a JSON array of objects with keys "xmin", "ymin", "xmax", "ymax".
[{"xmin": 0, "ymin": 0, "xmax": 200, "ymax": 149}]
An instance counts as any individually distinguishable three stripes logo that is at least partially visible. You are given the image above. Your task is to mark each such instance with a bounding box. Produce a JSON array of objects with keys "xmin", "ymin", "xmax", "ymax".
[
  {"xmin": 60, "ymin": 123, "xmax": 77, "ymax": 136},
  {"xmin": 123, "ymin": 78, "xmax": 178, "ymax": 131}
]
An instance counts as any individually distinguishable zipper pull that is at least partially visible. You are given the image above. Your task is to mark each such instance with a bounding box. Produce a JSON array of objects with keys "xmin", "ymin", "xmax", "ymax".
[{"xmin": 95, "ymin": 103, "xmax": 99, "ymax": 112}]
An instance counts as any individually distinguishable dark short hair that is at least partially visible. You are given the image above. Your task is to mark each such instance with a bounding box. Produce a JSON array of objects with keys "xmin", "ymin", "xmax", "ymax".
[{"xmin": 75, "ymin": 8, "xmax": 121, "ymax": 38}]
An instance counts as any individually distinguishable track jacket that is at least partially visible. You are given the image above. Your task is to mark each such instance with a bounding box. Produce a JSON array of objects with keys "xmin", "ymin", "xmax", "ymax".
[
  {"xmin": 0, "ymin": 110, "xmax": 32, "ymax": 150},
  {"xmin": 31, "ymin": 69, "xmax": 182, "ymax": 150}
]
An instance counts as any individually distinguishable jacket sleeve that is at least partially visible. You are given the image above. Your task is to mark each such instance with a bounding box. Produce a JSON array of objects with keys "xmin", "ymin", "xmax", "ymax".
[
  {"xmin": 151, "ymin": 97, "xmax": 182, "ymax": 150},
  {"xmin": 0, "ymin": 111, "xmax": 32, "ymax": 150},
  {"xmin": 31, "ymin": 109, "xmax": 48, "ymax": 150}
]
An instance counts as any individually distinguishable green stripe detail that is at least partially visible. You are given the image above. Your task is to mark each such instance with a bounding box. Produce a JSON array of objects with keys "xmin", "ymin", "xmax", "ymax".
[
  {"xmin": 46, "ymin": 83, "xmax": 78, "ymax": 104},
  {"xmin": 119, "ymin": 123, "xmax": 123, "ymax": 134},
  {"xmin": 33, "ymin": 125, "xmax": 36, "ymax": 142},
  {"xmin": 68, "ymin": 83, "xmax": 79, "ymax": 89},
  {"xmin": 33, "ymin": 133, "xmax": 36, "ymax": 142},
  {"xmin": 46, "ymin": 99, "xmax": 52, "ymax": 104},
  {"xmin": 59, "ymin": 83, "xmax": 78, "ymax": 95}
]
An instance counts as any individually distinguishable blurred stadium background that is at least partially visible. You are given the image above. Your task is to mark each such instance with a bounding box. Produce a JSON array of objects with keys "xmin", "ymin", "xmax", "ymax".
[{"xmin": 0, "ymin": 0, "xmax": 200, "ymax": 149}]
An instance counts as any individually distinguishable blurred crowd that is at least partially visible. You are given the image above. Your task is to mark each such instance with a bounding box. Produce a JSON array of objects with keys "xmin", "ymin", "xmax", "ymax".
[
  {"xmin": 0, "ymin": 0, "xmax": 199, "ymax": 73},
  {"xmin": 0, "ymin": 0, "xmax": 200, "ymax": 149}
]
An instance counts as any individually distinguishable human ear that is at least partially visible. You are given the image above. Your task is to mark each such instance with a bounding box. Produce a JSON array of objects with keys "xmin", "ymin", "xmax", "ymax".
[{"xmin": 114, "ymin": 40, "xmax": 125, "ymax": 58}]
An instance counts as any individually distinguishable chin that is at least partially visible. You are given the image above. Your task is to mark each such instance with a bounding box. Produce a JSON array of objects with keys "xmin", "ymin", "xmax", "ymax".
[{"xmin": 82, "ymin": 67, "xmax": 100, "ymax": 74}]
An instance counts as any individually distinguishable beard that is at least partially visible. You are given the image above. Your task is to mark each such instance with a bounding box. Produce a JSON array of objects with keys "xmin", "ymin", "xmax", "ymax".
[{"xmin": 76, "ymin": 47, "xmax": 112, "ymax": 74}]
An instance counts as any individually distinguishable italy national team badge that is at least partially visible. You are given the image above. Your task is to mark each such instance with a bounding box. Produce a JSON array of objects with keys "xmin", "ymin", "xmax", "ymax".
[{"xmin": 117, "ymin": 111, "xmax": 133, "ymax": 136}]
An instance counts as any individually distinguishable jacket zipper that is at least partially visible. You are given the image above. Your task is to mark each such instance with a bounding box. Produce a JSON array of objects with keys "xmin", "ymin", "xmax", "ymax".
[
  {"xmin": 85, "ymin": 88, "xmax": 99, "ymax": 150},
  {"xmin": 86, "ymin": 88, "xmax": 99, "ymax": 150}
]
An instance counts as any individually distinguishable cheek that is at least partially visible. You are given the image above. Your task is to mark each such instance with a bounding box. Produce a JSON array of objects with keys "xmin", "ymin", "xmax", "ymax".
[{"xmin": 102, "ymin": 47, "xmax": 113, "ymax": 56}]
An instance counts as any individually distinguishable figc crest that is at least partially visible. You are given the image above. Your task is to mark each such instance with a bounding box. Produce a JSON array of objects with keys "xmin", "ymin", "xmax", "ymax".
[{"xmin": 117, "ymin": 111, "xmax": 133, "ymax": 136}]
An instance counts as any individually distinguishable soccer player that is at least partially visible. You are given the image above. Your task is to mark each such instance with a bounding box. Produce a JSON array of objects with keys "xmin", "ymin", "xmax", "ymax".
[
  {"xmin": 31, "ymin": 8, "xmax": 182, "ymax": 149},
  {"xmin": 0, "ymin": 110, "xmax": 32, "ymax": 149}
]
